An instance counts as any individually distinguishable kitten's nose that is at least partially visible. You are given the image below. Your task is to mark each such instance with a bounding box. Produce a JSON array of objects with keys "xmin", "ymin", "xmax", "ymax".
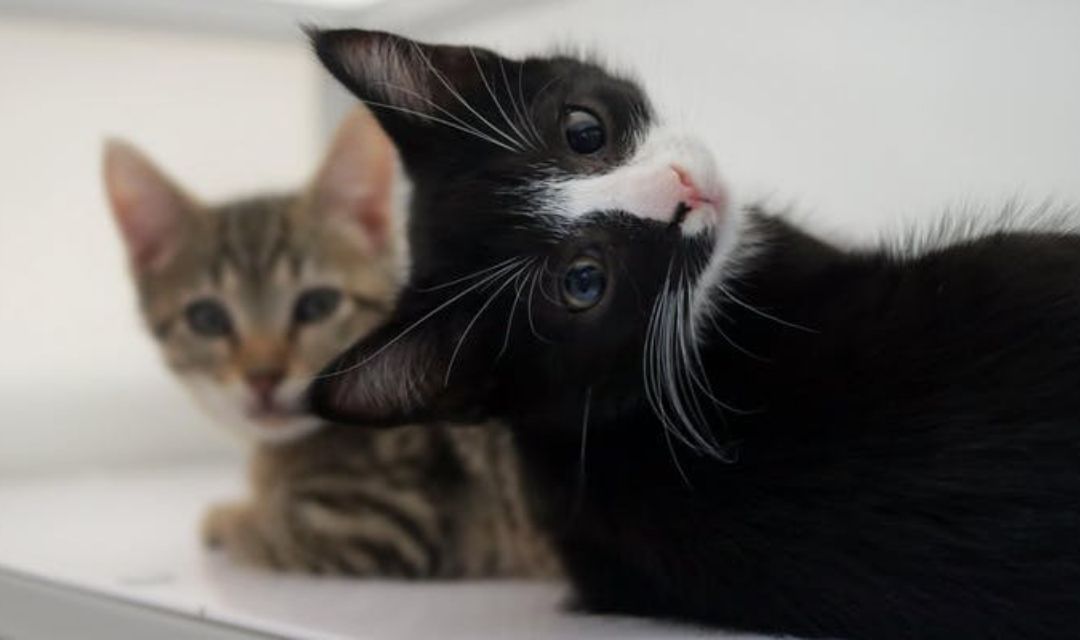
[
  {"xmin": 247, "ymin": 370, "xmax": 284, "ymax": 405},
  {"xmin": 670, "ymin": 165, "xmax": 710, "ymax": 207}
]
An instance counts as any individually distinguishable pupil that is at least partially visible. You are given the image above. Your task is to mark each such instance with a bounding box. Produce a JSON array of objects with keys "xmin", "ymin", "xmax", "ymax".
[
  {"xmin": 186, "ymin": 300, "xmax": 230, "ymax": 337},
  {"xmin": 295, "ymin": 288, "xmax": 342, "ymax": 324},
  {"xmin": 564, "ymin": 263, "xmax": 605, "ymax": 308},
  {"xmin": 565, "ymin": 109, "xmax": 605, "ymax": 154}
]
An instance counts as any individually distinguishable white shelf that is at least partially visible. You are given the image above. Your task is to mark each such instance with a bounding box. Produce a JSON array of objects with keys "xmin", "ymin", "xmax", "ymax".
[{"xmin": 0, "ymin": 461, "xmax": 755, "ymax": 639}]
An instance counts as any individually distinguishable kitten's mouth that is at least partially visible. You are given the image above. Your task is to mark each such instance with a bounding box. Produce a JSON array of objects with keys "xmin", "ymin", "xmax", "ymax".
[{"xmin": 248, "ymin": 404, "xmax": 306, "ymax": 427}]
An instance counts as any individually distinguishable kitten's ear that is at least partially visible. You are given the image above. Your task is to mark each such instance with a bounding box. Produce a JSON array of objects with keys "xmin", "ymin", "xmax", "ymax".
[
  {"xmin": 310, "ymin": 28, "xmax": 510, "ymax": 160},
  {"xmin": 102, "ymin": 139, "xmax": 196, "ymax": 271},
  {"xmin": 308, "ymin": 107, "xmax": 397, "ymax": 253},
  {"xmin": 307, "ymin": 294, "xmax": 488, "ymax": 425}
]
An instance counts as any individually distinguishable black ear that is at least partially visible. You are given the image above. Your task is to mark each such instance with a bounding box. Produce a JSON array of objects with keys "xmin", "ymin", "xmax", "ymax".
[
  {"xmin": 307, "ymin": 294, "xmax": 493, "ymax": 426},
  {"xmin": 309, "ymin": 28, "xmax": 529, "ymax": 163}
]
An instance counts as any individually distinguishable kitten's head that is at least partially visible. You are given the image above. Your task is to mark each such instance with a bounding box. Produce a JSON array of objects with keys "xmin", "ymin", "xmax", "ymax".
[
  {"xmin": 105, "ymin": 109, "xmax": 401, "ymax": 443},
  {"xmin": 307, "ymin": 31, "xmax": 745, "ymax": 443}
]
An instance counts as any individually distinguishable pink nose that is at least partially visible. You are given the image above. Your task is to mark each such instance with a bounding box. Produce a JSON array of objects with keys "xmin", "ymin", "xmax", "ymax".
[
  {"xmin": 247, "ymin": 370, "xmax": 284, "ymax": 406},
  {"xmin": 671, "ymin": 164, "xmax": 711, "ymax": 206}
]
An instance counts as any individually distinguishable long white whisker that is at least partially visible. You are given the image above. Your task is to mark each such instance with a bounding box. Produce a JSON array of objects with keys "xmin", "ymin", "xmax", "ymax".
[
  {"xmin": 517, "ymin": 59, "xmax": 544, "ymax": 147},
  {"xmin": 471, "ymin": 48, "xmax": 533, "ymax": 151},
  {"xmin": 416, "ymin": 256, "xmax": 521, "ymax": 292},
  {"xmin": 715, "ymin": 280, "xmax": 816, "ymax": 333},
  {"xmin": 525, "ymin": 267, "xmax": 554, "ymax": 344},
  {"xmin": 706, "ymin": 311, "xmax": 769, "ymax": 362},
  {"xmin": 315, "ymin": 258, "xmax": 526, "ymax": 380},
  {"xmin": 678, "ymin": 277, "xmax": 749, "ymax": 416},
  {"xmin": 504, "ymin": 57, "xmax": 541, "ymax": 148},
  {"xmin": 443, "ymin": 265, "xmax": 523, "ymax": 385},
  {"xmin": 371, "ymin": 80, "xmax": 500, "ymax": 144},
  {"xmin": 358, "ymin": 97, "xmax": 518, "ymax": 153},
  {"xmin": 641, "ymin": 268, "xmax": 700, "ymax": 486},
  {"xmin": 411, "ymin": 42, "xmax": 524, "ymax": 152},
  {"xmin": 569, "ymin": 385, "xmax": 593, "ymax": 517},
  {"xmin": 660, "ymin": 278, "xmax": 720, "ymax": 454},
  {"xmin": 496, "ymin": 262, "xmax": 533, "ymax": 362}
]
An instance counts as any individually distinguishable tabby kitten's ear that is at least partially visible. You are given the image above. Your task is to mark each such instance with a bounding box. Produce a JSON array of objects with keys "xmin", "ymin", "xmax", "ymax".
[
  {"xmin": 103, "ymin": 139, "xmax": 196, "ymax": 272},
  {"xmin": 307, "ymin": 107, "xmax": 397, "ymax": 254}
]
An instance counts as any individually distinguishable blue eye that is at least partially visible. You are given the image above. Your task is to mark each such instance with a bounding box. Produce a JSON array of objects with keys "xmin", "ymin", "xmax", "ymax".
[
  {"xmin": 562, "ymin": 258, "xmax": 606, "ymax": 310},
  {"xmin": 564, "ymin": 108, "xmax": 605, "ymax": 154}
]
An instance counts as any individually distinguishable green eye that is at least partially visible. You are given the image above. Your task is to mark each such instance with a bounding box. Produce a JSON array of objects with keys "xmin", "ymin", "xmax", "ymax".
[
  {"xmin": 185, "ymin": 299, "xmax": 232, "ymax": 338},
  {"xmin": 294, "ymin": 287, "xmax": 342, "ymax": 325}
]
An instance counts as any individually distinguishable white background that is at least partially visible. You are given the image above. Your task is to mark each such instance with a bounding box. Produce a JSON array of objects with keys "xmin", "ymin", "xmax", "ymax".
[{"xmin": 2, "ymin": 0, "xmax": 1080, "ymax": 474}]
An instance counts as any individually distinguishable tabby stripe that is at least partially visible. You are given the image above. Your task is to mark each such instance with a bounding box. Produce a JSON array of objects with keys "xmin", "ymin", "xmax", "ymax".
[
  {"xmin": 302, "ymin": 491, "xmax": 442, "ymax": 576},
  {"xmin": 349, "ymin": 538, "xmax": 420, "ymax": 578}
]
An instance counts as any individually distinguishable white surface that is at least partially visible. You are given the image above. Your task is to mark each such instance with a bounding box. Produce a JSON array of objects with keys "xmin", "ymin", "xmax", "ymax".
[{"xmin": 0, "ymin": 461, "xmax": 752, "ymax": 639}]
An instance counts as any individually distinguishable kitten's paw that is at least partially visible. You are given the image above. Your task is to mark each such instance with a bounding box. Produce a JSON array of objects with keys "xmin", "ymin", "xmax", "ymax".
[{"xmin": 201, "ymin": 502, "xmax": 254, "ymax": 550}]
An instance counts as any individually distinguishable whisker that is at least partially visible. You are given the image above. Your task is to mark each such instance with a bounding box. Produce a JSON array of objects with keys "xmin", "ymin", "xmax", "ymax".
[
  {"xmin": 568, "ymin": 385, "xmax": 593, "ymax": 520},
  {"xmin": 443, "ymin": 263, "xmax": 524, "ymax": 385},
  {"xmin": 715, "ymin": 280, "xmax": 816, "ymax": 333},
  {"xmin": 517, "ymin": 59, "xmax": 544, "ymax": 147},
  {"xmin": 505, "ymin": 57, "xmax": 542, "ymax": 148},
  {"xmin": 410, "ymin": 42, "xmax": 524, "ymax": 152},
  {"xmin": 416, "ymin": 256, "xmax": 521, "ymax": 292},
  {"xmin": 470, "ymin": 48, "xmax": 534, "ymax": 151},
  {"xmin": 315, "ymin": 258, "xmax": 527, "ymax": 380},
  {"xmin": 358, "ymin": 97, "xmax": 518, "ymax": 153},
  {"xmin": 371, "ymin": 80, "xmax": 499, "ymax": 145},
  {"xmin": 496, "ymin": 262, "xmax": 533, "ymax": 362},
  {"xmin": 526, "ymin": 267, "xmax": 554, "ymax": 344}
]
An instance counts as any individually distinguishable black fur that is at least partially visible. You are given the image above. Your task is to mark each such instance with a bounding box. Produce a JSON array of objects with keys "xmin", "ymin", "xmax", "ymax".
[{"xmin": 308, "ymin": 29, "xmax": 1080, "ymax": 639}]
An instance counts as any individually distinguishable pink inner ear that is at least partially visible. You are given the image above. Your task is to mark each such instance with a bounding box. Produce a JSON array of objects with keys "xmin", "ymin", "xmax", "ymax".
[
  {"xmin": 312, "ymin": 108, "xmax": 398, "ymax": 253},
  {"xmin": 103, "ymin": 140, "xmax": 189, "ymax": 271}
]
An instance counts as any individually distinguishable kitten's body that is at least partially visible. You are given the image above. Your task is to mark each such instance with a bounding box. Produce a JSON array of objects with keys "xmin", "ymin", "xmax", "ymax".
[
  {"xmin": 307, "ymin": 32, "xmax": 1080, "ymax": 638},
  {"xmin": 211, "ymin": 421, "xmax": 558, "ymax": 577},
  {"xmin": 104, "ymin": 111, "xmax": 559, "ymax": 579},
  {"xmin": 516, "ymin": 215, "xmax": 1080, "ymax": 637}
]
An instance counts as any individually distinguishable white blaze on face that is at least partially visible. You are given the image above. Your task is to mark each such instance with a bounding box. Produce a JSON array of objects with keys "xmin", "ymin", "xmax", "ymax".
[
  {"xmin": 182, "ymin": 376, "xmax": 322, "ymax": 445},
  {"xmin": 545, "ymin": 127, "xmax": 730, "ymax": 237},
  {"xmin": 541, "ymin": 124, "xmax": 751, "ymax": 335}
]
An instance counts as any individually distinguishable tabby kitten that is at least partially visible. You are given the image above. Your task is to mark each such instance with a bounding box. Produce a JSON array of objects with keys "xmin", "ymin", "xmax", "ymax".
[{"xmin": 103, "ymin": 109, "xmax": 560, "ymax": 578}]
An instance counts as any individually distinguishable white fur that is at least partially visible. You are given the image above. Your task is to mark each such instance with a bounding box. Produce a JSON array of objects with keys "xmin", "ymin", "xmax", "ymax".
[
  {"xmin": 542, "ymin": 127, "xmax": 727, "ymax": 237},
  {"xmin": 183, "ymin": 376, "xmax": 321, "ymax": 445},
  {"xmin": 537, "ymin": 123, "xmax": 749, "ymax": 334}
]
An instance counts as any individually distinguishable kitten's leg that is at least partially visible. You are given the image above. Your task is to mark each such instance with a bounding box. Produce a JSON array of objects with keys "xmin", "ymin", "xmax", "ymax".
[
  {"xmin": 201, "ymin": 501, "xmax": 285, "ymax": 570},
  {"xmin": 287, "ymin": 483, "xmax": 443, "ymax": 577}
]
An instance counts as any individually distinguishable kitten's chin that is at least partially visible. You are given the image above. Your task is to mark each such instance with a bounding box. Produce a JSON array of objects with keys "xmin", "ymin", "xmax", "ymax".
[
  {"xmin": 241, "ymin": 414, "xmax": 323, "ymax": 445},
  {"xmin": 182, "ymin": 378, "xmax": 324, "ymax": 445}
]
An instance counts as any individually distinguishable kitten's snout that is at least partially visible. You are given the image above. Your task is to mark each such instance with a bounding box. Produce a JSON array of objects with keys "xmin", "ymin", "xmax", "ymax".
[{"xmin": 246, "ymin": 369, "xmax": 284, "ymax": 406}]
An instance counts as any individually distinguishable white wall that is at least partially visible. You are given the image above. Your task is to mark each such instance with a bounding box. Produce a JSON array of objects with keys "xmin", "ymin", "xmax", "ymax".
[
  {"xmin": 3, "ymin": 1, "xmax": 1080, "ymax": 474},
  {"xmin": 0, "ymin": 15, "xmax": 322, "ymax": 474},
  {"xmin": 434, "ymin": 0, "xmax": 1080, "ymax": 240}
]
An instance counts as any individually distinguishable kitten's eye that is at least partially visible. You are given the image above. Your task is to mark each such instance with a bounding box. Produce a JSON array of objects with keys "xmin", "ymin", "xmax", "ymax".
[
  {"xmin": 294, "ymin": 287, "xmax": 342, "ymax": 325},
  {"xmin": 562, "ymin": 257, "xmax": 607, "ymax": 310},
  {"xmin": 185, "ymin": 299, "xmax": 232, "ymax": 338},
  {"xmin": 563, "ymin": 108, "xmax": 605, "ymax": 154}
]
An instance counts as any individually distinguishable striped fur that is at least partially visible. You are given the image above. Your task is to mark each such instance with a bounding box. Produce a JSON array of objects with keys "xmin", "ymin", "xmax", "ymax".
[{"xmin": 105, "ymin": 111, "xmax": 560, "ymax": 579}]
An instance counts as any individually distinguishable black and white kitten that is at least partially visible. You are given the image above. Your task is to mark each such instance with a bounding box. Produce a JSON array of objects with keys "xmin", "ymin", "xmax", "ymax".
[{"xmin": 307, "ymin": 29, "xmax": 1080, "ymax": 640}]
